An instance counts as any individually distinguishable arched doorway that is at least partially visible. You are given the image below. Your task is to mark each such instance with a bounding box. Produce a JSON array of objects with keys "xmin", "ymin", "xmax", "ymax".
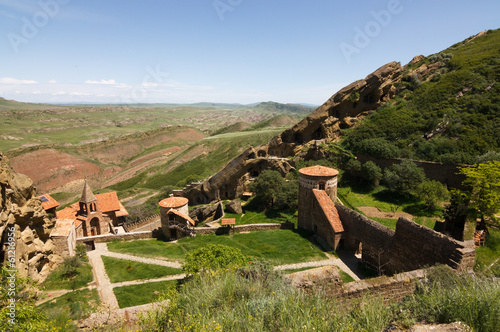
[{"xmin": 90, "ymin": 217, "xmax": 101, "ymax": 236}]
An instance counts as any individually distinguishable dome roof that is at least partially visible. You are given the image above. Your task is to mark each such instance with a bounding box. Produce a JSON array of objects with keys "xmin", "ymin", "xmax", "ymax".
[
  {"xmin": 299, "ymin": 165, "xmax": 339, "ymax": 177},
  {"xmin": 159, "ymin": 196, "xmax": 189, "ymax": 208}
]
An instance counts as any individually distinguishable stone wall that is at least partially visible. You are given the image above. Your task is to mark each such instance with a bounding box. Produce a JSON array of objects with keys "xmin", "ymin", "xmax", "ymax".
[
  {"xmin": 335, "ymin": 204, "xmax": 475, "ymax": 274},
  {"xmin": 357, "ymin": 154, "xmax": 468, "ymax": 189},
  {"xmin": 330, "ymin": 269, "xmax": 426, "ymax": 304},
  {"xmin": 76, "ymin": 230, "xmax": 155, "ymax": 244},
  {"xmin": 192, "ymin": 222, "xmax": 294, "ymax": 235},
  {"xmin": 390, "ymin": 218, "xmax": 475, "ymax": 273}
]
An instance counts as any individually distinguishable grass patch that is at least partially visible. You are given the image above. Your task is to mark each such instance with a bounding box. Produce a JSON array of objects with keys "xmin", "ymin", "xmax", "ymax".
[
  {"xmin": 370, "ymin": 217, "xmax": 398, "ymax": 230},
  {"xmin": 114, "ymin": 280, "xmax": 178, "ymax": 308},
  {"xmin": 474, "ymin": 227, "xmax": 500, "ymax": 276},
  {"xmin": 108, "ymin": 229, "xmax": 327, "ymax": 265},
  {"xmin": 101, "ymin": 256, "xmax": 182, "ymax": 283},
  {"xmin": 41, "ymin": 260, "xmax": 93, "ymax": 291},
  {"xmin": 339, "ymin": 270, "xmax": 355, "ymax": 283},
  {"xmin": 281, "ymin": 266, "xmax": 317, "ymax": 274},
  {"xmin": 37, "ymin": 288, "xmax": 100, "ymax": 324}
]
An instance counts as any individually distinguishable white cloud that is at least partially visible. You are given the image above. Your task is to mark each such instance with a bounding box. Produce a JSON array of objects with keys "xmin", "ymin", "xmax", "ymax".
[
  {"xmin": 84, "ymin": 79, "xmax": 116, "ymax": 85},
  {"xmin": 0, "ymin": 77, "xmax": 37, "ymax": 84},
  {"xmin": 48, "ymin": 79, "xmax": 57, "ymax": 84}
]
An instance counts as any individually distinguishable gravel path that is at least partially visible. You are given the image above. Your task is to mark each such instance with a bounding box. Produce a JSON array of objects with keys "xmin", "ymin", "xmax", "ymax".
[
  {"xmin": 111, "ymin": 274, "xmax": 186, "ymax": 288},
  {"xmin": 275, "ymin": 257, "xmax": 361, "ymax": 281},
  {"xmin": 101, "ymin": 250, "xmax": 182, "ymax": 269},
  {"xmin": 87, "ymin": 243, "xmax": 120, "ymax": 310}
]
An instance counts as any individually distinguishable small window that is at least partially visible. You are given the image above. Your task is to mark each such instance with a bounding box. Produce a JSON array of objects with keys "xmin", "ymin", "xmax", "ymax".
[
  {"xmin": 319, "ymin": 182, "xmax": 325, "ymax": 190},
  {"xmin": 313, "ymin": 224, "xmax": 318, "ymax": 233}
]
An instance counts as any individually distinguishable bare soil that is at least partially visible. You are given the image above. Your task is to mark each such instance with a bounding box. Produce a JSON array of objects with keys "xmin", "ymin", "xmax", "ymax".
[{"xmin": 357, "ymin": 206, "xmax": 414, "ymax": 220}]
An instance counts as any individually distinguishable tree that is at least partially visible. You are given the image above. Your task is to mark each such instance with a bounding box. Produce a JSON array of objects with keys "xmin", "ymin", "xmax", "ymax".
[
  {"xmin": 457, "ymin": 161, "xmax": 500, "ymax": 226},
  {"xmin": 383, "ymin": 160, "xmax": 426, "ymax": 197},
  {"xmin": 250, "ymin": 170, "xmax": 284, "ymax": 207},
  {"xmin": 275, "ymin": 180, "xmax": 299, "ymax": 211},
  {"xmin": 182, "ymin": 244, "xmax": 248, "ymax": 275},
  {"xmin": 416, "ymin": 180, "xmax": 450, "ymax": 210},
  {"xmin": 362, "ymin": 161, "xmax": 383, "ymax": 187}
]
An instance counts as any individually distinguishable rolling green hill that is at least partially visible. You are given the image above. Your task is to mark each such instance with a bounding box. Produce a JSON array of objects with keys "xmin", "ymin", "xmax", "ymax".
[{"xmin": 343, "ymin": 29, "xmax": 500, "ymax": 164}]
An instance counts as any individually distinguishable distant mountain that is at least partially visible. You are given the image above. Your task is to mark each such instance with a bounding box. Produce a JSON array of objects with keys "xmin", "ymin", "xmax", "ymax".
[{"xmin": 251, "ymin": 101, "xmax": 315, "ymax": 114}]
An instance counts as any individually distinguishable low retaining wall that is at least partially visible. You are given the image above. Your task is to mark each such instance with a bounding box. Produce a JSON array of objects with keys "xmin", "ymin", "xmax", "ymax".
[
  {"xmin": 76, "ymin": 231, "xmax": 156, "ymax": 244},
  {"xmin": 127, "ymin": 214, "xmax": 160, "ymax": 231},
  {"xmin": 192, "ymin": 222, "xmax": 295, "ymax": 235},
  {"xmin": 334, "ymin": 269, "xmax": 426, "ymax": 303}
]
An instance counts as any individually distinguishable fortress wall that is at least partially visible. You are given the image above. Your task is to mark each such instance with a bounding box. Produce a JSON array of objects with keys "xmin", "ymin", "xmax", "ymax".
[
  {"xmin": 335, "ymin": 204, "xmax": 394, "ymax": 250},
  {"xmin": 335, "ymin": 204, "xmax": 475, "ymax": 274},
  {"xmin": 389, "ymin": 217, "xmax": 475, "ymax": 273},
  {"xmin": 357, "ymin": 154, "xmax": 467, "ymax": 189}
]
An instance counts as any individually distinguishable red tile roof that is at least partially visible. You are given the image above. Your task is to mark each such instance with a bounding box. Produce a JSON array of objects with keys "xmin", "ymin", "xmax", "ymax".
[
  {"xmin": 299, "ymin": 165, "xmax": 339, "ymax": 177},
  {"xmin": 159, "ymin": 197, "xmax": 189, "ymax": 208},
  {"xmin": 57, "ymin": 207, "xmax": 77, "ymax": 220},
  {"xmin": 167, "ymin": 208, "xmax": 195, "ymax": 226},
  {"xmin": 115, "ymin": 201, "xmax": 129, "ymax": 217},
  {"xmin": 50, "ymin": 219, "xmax": 74, "ymax": 237},
  {"xmin": 95, "ymin": 192, "xmax": 121, "ymax": 212},
  {"xmin": 39, "ymin": 194, "xmax": 59, "ymax": 211},
  {"xmin": 312, "ymin": 189, "xmax": 344, "ymax": 233},
  {"xmin": 221, "ymin": 218, "xmax": 236, "ymax": 225}
]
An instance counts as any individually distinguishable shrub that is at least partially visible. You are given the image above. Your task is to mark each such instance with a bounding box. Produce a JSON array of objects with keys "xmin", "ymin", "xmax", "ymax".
[
  {"xmin": 383, "ymin": 160, "xmax": 426, "ymax": 197},
  {"xmin": 416, "ymin": 180, "xmax": 450, "ymax": 210},
  {"xmin": 182, "ymin": 244, "xmax": 248, "ymax": 275},
  {"xmin": 362, "ymin": 161, "xmax": 383, "ymax": 187},
  {"xmin": 357, "ymin": 138, "xmax": 401, "ymax": 159}
]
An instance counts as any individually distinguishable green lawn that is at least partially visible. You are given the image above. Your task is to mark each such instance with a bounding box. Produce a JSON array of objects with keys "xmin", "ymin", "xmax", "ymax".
[
  {"xmin": 101, "ymin": 256, "xmax": 182, "ymax": 283},
  {"xmin": 108, "ymin": 229, "xmax": 327, "ymax": 265},
  {"xmin": 41, "ymin": 261, "xmax": 94, "ymax": 291},
  {"xmin": 114, "ymin": 280, "xmax": 178, "ymax": 308},
  {"xmin": 37, "ymin": 288, "xmax": 100, "ymax": 323}
]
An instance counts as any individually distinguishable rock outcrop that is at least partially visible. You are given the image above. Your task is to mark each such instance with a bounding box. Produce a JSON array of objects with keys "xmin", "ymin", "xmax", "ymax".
[
  {"xmin": 0, "ymin": 153, "xmax": 62, "ymax": 282},
  {"xmin": 269, "ymin": 61, "xmax": 404, "ymax": 157},
  {"xmin": 179, "ymin": 146, "xmax": 294, "ymax": 204}
]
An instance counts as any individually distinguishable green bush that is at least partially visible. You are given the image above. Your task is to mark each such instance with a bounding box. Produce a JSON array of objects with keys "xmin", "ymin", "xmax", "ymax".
[
  {"xmin": 416, "ymin": 180, "xmax": 450, "ymax": 210},
  {"xmin": 362, "ymin": 161, "xmax": 383, "ymax": 187},
  {"xmin": 182, "ymin": 244, "xmax": 249, "ymax": 275},
  {"xmin": 383, "ymin": 160, "xmax": 426, "ymax": 197}
]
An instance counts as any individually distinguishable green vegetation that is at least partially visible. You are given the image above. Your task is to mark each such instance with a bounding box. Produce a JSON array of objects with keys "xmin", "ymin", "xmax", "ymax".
[
  {"xmin": 474, "ymin": 228, "xmax": 500, "ymax": 276},
  {"xmin": 223, "ymin": 210, "xmax": 295, "ymax": 225},
  {"xmin": 344, "ymin": 29, "xmax": 500, "ymax": 164},
  {"xmin": 37, "ymin": 288, "xmax": 100, "ymax": 327},
  {"xmin": 250, "ymin": 169, "xmax": 299, "ymax": 211},
  {"xmin": 101, "ymin": 256, "xmax": 182, "ymax": 283},
  {"xmin": 108, "ymin": 230, "xmax": 327, "ymax": 265},
  {"xmin": 456, "ymin": 161, "xmax": 500, "ymax": 226},
  {"xmin": 41, "ymin": 246, "xmax": 93, "ymax": 290},
  {"xmin": 138, "ymin": 265, "xmax": 499, "ymax": 332},
  {"xmin": 114, "ymin": 279, "xmax": 178, "ymax": 308},
  {"xmin": 182, "ymin": 244, "xmax": 248, "ymax": 275}
]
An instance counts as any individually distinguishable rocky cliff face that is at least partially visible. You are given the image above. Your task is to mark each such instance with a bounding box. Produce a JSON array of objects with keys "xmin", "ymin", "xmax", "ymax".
[
  {"xmin": 179, "ymin": 62, "xmax": 405, "ymax": 204},
  {"xmin": 0, "ymin": 153, "xmax": 61, "ymax": 282},
  {"xmin": 269, "ymin": 61, "xmax": 404, "ymax": 157}
]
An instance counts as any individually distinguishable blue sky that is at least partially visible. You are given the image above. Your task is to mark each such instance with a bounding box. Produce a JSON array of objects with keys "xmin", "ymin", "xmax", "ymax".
[{"xmin": 1, "ymin": 0, "xmax": 499, "ymax": 105}]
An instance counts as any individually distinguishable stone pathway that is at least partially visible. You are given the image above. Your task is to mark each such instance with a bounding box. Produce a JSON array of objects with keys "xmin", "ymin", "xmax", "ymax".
[
  {"xmin": 87, "ymin": 243, "xmax": 120, "ymax": 310},
  {"xmin": 275, "ymin": 254, "xmax": 362, "ymax": 281},
  {"xmin": 100, "ymin": 249, "xmax": 182, "ymax": 269}
]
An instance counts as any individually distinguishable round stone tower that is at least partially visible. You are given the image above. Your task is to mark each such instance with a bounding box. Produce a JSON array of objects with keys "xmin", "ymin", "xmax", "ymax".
[
  {"xmin": 159, "ymin": 196, "xmax": 189, "ymax": 238},
  {"xmin": 297, "ymin": 165, "xmax": 339, "ymax": 231}
]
